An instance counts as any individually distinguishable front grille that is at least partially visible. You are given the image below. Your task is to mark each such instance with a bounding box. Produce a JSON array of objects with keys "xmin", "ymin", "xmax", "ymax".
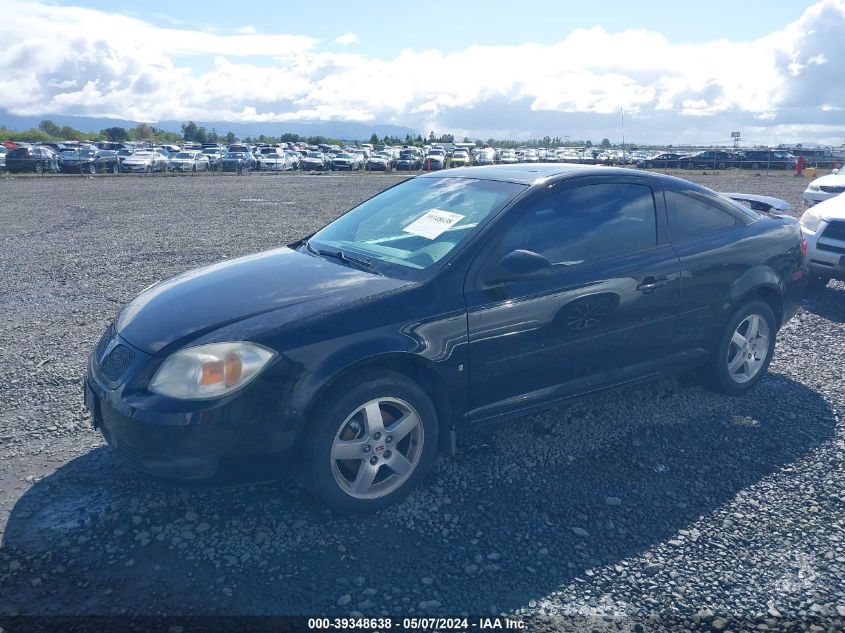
[
  {"xmin": 820, "ymin": 220, "xmax": 845, "ymax": 242},
  {"xmin": 95, "ymin": 325, "xmax": 115, "ymax": 362},
  {"xmin": 820, "ymin": 186, "xmax": 845, "ymax": 194},
  {"xmin": 100, "ymin": 344, "xmax": 134, "ymax": 381}
]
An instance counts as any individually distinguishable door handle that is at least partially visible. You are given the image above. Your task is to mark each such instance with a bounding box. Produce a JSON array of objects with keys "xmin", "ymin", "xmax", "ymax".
[{"xmin": 637, "ymin": 277, "xmax": 668, "ymax": 292}]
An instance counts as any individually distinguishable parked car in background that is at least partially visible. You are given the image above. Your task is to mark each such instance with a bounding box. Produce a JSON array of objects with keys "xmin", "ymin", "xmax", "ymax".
[
  {"xmin": 202, "ymin": 148, "xmax": 226, "ymax": 169},
  {"xmin": 301, "ymin": 151, "xmax": 330, "ymax": 171},
  {"xmin": 396, "ymin": 150, "xmax": 423, "ymax": 171},
  {"xmin": 5, "ymin": 146, "xmax": 60, "ymax": 174},
  {"xmin": 285, "ymin": 151, "xmax": 301, "ymax": 170},
  {"xmin": 59, "ymin": 148, "xmax": 121, "ymax": 174},
  {"xmin": 115, "ymin": 148, "xmax": 135, "ymax": 165},
  {"xmin": 169, "ymin": 151, "xmax": 210, "ymax": 172},
  {"xmin": 803, "ymin": 169, "xmax": 844, "ymax": 206},
  {"xmin": 331, "ymin": 152, "xmax": 363, "ymax": 171},
  {"xmin": 681, "ymin": 150, "xmax": 736, "ymax": 170},
  {"xmin": 84, "ymin": 164, "xmax": 807, "ymax": 514},
  {"xmin": 636, "ymin": 152, "xmax": 688, "ymax": 169},
  {"xmin": 449, "ymin": 149, "xmax": 471, "ymax": 167},
  {"xmin": 0, "ymin": 146, "xmax": 6, "ymax": 172},
  {"xmin": 221, "ymin": 151, "xmax": 253, "ymax": 173},
  {"xmin": 259, "ymin": 152, "xmax": 295, "ymax": 171},
  {"xmin": 738, "ymin": 150, "xmax": 798, "ymax": 170},
  {"xmin": 496, "ymin": 150, "xmax": 518, "ymax": 165},
  {"xmin": 474, "ymin": 148, "xmax": 497, "ymax": 166},
  {"xmin": 422, "ymin": 153, "xmax": 446, "ymax": 170},
  {"xmin": 365, "ymin": 152, "xmax": 393, "ymax": 171},
  {"xmin": 120, "ymin": 150, "xmax": 170, "ymax": 173},
  {"xmin": 799, "ymin": 192, "xmax": 845, "ymax": 288}
]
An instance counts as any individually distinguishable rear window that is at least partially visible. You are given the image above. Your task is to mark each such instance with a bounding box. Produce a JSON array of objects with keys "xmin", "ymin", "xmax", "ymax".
[
  {"xmin": 8, "ymin": 148, "xmax": 30, "ymax": 157},
  {"xmin": 665, "ymin": 190, "xmax": 741, "ymax": 242}
]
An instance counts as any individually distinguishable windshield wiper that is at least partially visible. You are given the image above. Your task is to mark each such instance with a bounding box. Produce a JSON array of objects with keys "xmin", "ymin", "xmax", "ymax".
[{"xmin": 305, "ymin": 241, "xmax": 383, "ymax": 276}]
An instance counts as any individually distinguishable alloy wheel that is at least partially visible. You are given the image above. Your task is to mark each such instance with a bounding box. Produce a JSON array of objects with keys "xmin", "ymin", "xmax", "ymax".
[
  {"xmin": 330, "ymin": 397, "xmax": 424, "ymax": 499},
  {"xmin": 726, "ymin": 314, "xmax": 770, "ymax": 383}
]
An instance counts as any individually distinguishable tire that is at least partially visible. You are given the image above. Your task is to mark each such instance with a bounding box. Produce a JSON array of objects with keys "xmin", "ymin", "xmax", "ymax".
[
  {"xmin": 807, "ymin": 273, "xmax": 830, "ymax": 290},
  {"xmin": 88, "ymin": 163, "xmax": 96, "ymax": 175},
  {"xmin": 145, "ymin": 165, "xmax": 152, "ymax": 174},
  {"xmin": 35, "ymin": 161, "xmax": 43, "ymax": 174},
  {"xmin": 704, "ymin": 300, "xmax": 777, "ymax": 395},
  {"xmin": 112, "ymin": 163, "xmax": 119, "ymax": 174},
  {"xmin": 192, "ymin": 164, "xmax": 197, "ymax": 172},
  {"xmin": 302, "ymin": 371, "xmax": 439, "ymax": 514},
  {"xmin": 752, "ymin": 162, "xmax": 760, "ymax": 170}
]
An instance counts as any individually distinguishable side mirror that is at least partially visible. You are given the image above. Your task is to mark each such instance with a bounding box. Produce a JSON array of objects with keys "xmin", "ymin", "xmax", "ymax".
[{"xmin": 489, "ymin": 249, "xmax": 553, "ymax": 284}]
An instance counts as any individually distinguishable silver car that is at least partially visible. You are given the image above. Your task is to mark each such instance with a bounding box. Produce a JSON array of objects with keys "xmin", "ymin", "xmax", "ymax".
[
  {"xmin": 121, "ymin": 150, "xmax": 170, "ymax": 173},
  {"xmin": 169, "ymin": 151, "xmax": 210, "ymax": 172}
]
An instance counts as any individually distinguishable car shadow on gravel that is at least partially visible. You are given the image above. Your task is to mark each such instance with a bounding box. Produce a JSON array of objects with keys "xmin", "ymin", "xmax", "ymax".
[
  {"xmin": 800, "ymin": 282, "xmax": 845, "ymax": 324},
  {"xmin": 0, "ymin": 374, "xmax": 836, "ymax": 618}
]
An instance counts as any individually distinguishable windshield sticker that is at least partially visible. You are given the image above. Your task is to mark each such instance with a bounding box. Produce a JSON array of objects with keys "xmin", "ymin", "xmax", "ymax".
[{"xmin": 403, "ymin": 209, "xmax": 465, "ymax": 240}]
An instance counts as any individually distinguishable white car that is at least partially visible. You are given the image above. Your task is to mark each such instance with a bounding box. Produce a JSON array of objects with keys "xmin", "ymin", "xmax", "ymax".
[
  {"xmin": 259, "ymin": 152, "xmax": 294, "ymax": 171},
  {"xmin": 799, "ymin": 193, "xmax": 845, "ymax": 288},
  {"xmin": 121, "ymin": 150, "xmax": 169, "ymax": 173},
  {"xmin": 169, "ymin": 151, "xmax": 210, "ymax": 172},
  {"xmin": 803, "ymin": 169, "xmax": 844, "ymax": 206},
  {"xmin": 449, "ymin": 150, "xmax": 470, "ymax": 167}
]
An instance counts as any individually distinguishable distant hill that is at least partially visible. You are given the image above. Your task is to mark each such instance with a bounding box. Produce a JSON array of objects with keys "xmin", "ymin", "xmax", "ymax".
[{"xmin": 0, "ymin": 111, "xmax": 418, "ymax": 141}]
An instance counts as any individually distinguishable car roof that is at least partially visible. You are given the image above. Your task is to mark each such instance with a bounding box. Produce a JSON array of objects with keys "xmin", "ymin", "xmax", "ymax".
[
  {"xmin": 416, "ymin": 164, "xmax": 620, "ymax": 185},
  {"xmin": 417, "ymin": 163, "xmax": 715, "ymax": 190}
]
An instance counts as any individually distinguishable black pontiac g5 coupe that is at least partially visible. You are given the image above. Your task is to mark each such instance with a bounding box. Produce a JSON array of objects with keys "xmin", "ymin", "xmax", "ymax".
[{"xmin": 84, "ymin": 165, "xmax": 808, "ymax": 513}]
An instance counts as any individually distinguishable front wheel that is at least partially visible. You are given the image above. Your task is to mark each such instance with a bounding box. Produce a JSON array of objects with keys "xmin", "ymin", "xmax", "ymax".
[
  {"xmin": 302, "ymin": 371, "xmax": 438, "ymax": 514},
  {"xmin": 112, "ymin": 163, "xmax": 119, "ymax": 174},
  {"xmin": 704, "ymin": 301, "xmax": 777, "ymax": 395},
  {"xmin": 88, "ymin": 163, "xmax": 97, "ymax": 175},
  {"xmin": 35, "ymin": 161, "xmax": 43, "ymax": 174}
]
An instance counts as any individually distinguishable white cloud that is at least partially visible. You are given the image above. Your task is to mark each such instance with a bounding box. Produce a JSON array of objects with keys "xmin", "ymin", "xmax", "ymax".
[
  {"xmin": 0, "ymin": 0, "xmax": 843, "ymax": 144},
  {"xmin": 335, "ymin": 32, "xmax": 360, "ymax": 45}
]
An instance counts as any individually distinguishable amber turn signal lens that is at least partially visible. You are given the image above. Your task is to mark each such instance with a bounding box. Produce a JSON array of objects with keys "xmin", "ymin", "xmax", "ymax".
[
  {"xmin": 201, "ymin": 360, "xmax": 225, "ymax": 385},
  {"xmin": 224, "ymin": 352, "xmax": 243, "ymax": 386}
]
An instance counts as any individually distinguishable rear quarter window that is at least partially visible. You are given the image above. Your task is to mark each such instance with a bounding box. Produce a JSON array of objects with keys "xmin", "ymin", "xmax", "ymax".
[{"xmin": 665, "ymin": 189, "xmax": 741, "ymax": 242}]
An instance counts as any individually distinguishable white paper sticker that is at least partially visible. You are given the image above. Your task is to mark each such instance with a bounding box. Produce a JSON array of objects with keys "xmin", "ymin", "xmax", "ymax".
[{"xmin": 403, "ymin": 209, "xmax": 465, "ymax": 240}]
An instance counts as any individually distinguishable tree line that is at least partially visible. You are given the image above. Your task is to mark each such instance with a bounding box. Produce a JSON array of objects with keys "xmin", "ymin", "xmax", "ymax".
[{"xmin": 2, "ymin": 119, "xmax": 618, "ymax": 150}]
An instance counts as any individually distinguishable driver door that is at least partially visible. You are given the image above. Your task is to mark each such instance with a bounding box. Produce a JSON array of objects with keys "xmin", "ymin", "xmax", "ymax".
[{"xmin": 463, "ymin": 176, "xmax": 680, "ymax": 420}]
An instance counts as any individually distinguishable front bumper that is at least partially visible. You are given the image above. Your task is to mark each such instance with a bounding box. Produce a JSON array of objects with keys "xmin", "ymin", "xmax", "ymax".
[
  {"xmin": 84, "ymin": 336, "xmax": 300, "ymax": 480},
  {"xmin": 802, "ymin": 222, "xmax": 845, "ymax": 280},
  {"xmin": 803, "ymin": 190, "xmax": 840, "ymax": 206}
]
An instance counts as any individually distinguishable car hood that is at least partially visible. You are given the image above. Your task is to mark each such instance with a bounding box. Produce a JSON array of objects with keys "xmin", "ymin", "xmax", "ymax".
[
  {"xmin": 116, "ymin": 246, "xmax": 410, "ymax": 355},
  {"xmin": 812, "ymin": 195, "xmax": 845, "ymax": 222},
  {"xmin": 810, "ymin": 173, "xmax": 845, "ymax": 188}
]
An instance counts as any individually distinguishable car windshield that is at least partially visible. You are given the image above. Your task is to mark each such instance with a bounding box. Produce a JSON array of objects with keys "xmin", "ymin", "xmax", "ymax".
[
  {"xmin": 225, "ymin": 152, "xmax": 245, "ymax": 158},
  {"xmin": 308, "ymin": 177, "xmax": 526, "ymax": 279},
  {"xmin": 307, "ymin": 152, "xmax": 323, "ymax": 158},
  {"xmin": 336, "ymin": 153, "xmax": 354, "ymax": 159},
  {"xmin": 174, "ymin": 152, "xmax": 192, "ymax": 158}
]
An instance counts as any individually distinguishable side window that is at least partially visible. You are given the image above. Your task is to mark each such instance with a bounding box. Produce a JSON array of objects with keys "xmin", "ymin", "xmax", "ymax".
[
  {"xmin": 665, "ymin": 190, "xmax": 740, "ymax": 242},
  {"xmin": 497, "ymin": 182, "xmax": 658, "ymax": 267}
]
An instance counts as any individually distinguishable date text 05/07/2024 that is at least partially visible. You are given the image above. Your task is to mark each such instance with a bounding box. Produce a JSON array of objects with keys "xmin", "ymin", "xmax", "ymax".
[{"xmin": 307, "ymin": 616, "xmax": 526, "ymax": 630}]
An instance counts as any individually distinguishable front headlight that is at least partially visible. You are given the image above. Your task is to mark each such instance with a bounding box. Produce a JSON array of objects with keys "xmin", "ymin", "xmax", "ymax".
[
  {"xmin": 799, "ymin": 209, "xmax": 823, "ymax": 232},
  {"xmin": 149, "ymin": 342, "xmax": 276, "ymax": 400},
  {"xmin": 807, "ymin": 184, "xmax": 820, "ymax": 192}
]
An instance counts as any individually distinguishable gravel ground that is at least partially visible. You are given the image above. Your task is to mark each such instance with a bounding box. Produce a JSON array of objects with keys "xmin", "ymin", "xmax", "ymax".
[{"xmin": 0, "ymin": 170, "xmax": 843, "ymax": 631}]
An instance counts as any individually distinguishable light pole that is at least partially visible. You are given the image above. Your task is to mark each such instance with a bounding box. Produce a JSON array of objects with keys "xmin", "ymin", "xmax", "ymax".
[{"xmin": 620, "ymin": 108, "xmax": 626, "ymax": 164}]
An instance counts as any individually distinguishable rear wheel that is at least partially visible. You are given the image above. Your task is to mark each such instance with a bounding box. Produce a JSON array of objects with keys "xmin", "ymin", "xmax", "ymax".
[
  {"xmin": 88, "ymin": 163, "xmax": 96, "ymax": 175},
  {"xmin": 704, "ymin": 301, "xmax": 776, "ymax": 395},
  {"xmin": 112, "ymin": 163, "xmax": 119, "ymax": 174},
  {"xmin": 302, "ymin": 371, "xmax": 438, "ymax": 514},
  {"xmin": 35, "ymin": 161, "xmax": 43, "ymax": 174}
]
